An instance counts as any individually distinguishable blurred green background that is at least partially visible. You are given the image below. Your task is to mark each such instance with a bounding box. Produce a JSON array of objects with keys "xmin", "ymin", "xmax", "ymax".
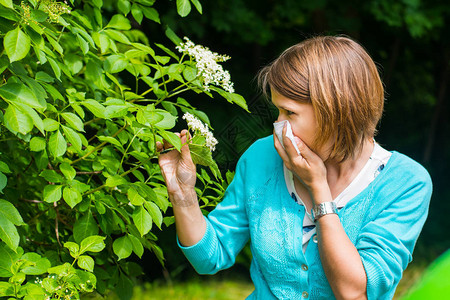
[{"xmin": 115, "ymin": 0, "xmax": 450, "ymax": 298}]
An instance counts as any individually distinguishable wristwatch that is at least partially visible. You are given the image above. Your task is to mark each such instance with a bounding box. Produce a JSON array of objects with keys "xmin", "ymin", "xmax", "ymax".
[{"xmin": 311, "ymin": 202, "xmax": 338, "ymax": 222}]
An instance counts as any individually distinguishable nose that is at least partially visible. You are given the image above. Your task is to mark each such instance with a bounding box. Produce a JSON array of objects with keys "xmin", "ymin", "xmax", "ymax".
[{"xmin": 275, "ymin": 113, "xmax": 286, "ymax": 123}]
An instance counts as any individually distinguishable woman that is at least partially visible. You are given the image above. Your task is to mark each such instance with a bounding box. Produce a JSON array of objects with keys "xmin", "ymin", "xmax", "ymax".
[{"xmin": 157, "ymin": 36, "xmax": 432, "ymax": 299}]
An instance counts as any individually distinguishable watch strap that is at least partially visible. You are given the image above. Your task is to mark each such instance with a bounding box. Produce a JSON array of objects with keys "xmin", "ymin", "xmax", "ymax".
[{"xmin": 311, "ymin": 202, "xmax": 338, "ymax": 222}]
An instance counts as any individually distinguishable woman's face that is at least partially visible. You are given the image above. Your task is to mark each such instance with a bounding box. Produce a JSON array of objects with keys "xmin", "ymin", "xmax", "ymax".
[{"xmin": 272, "ymin": 89, "xmax": 332, "ymax": 159}]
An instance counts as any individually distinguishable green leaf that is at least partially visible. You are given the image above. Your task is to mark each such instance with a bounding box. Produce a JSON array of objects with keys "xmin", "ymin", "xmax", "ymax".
[
  {"xmin": 190, "ymin": 0, "xmax": 202, "ymax": 14},
  {"xmin": 92, "ymin": 0, "xmax": 102, "ymax": 8},
  {"xmin": 43, "ymin": 118, "xmax": 60, "ymax": 131},
  {"xmin": 98, "ymin": 136, "xmax": 123, "ymax": 148},
  {"xmin": 96, "ymin": 32, "xmax": 110, "ymax": 54},
  {"xmin": 14, "ymin": 102, "xmax": 45, "ymax": 135},
  {"xmin": 61, "ymin": 125, "xmax": 82, "ymax": 152},
  {"xmin": 131, "ymin": 3, "xmax": 143, "ymax": 24},
  {"xmin": 136, "ymin": 108, "xmax": 163, "ymax": 126},
  {"xmin": 0, "ymin": 82, "xmax": 45, "ymax": 109},
  {"xmin": 155, "ymin": 43, "xmax": 179, "ymax": 60},
  {"xmin": 47, "ymin": 35, "xmax": 64, "ymax": 56},
  {"xmin": 165, "ymin": 26, "xmax": 182, "ymax": 45},
  {"xmin": 43, "ymin": 185, "xmax": 62, "ymax": 203},
  {"xmin": 47, "ymin": 262, "xmax": 73, "ymax": 277},
  {"xmin": 79, "ymin": 235, "xmax": 105, "ymax": 253},
  {"xmin": 105, "ymin": 175, "xmax": 128, "ymax": 187},
  {"xmin": 4, "ymin": 27, "xmax": 31, "ymax": 62},
  {"xmin": 127, "ymin": 187, "xmax": 145, "ymax": 206},
  {"xmin": 144, "ymin": 201, "xmax": 163, "ymax": 230},
  {"xmin": 141, "ymin": 5, "xmax": 160, "ymax": 23},
  {"xmin": 64, "ymin": 54, "xmax": 83, "ymax": 75},
  {"xmin": 4, "ymin": 104, "xmax": 33, "ymax": 134},
  {"xmin": 59, "ymin": 162, "xmax": 76, "ymax": 180},
  {"xmin": 61, "ymin": 112, "xmax": 84, "ymax": 132},
  {"xmin": 118, "ymin": 0, "xmax": 131, "ymax": 15},
  {"xmin": 104, "ymin": 54, "xmax": 128, "ymax": 73},
  {"xmin": 63, "ymin": 186, "xmax": 82, "ymax": 208},
  {"xmin": 20, "ymin": 253, "xmax": 51, "ymax": 275},
  {"xmin": 49, "ymin": 130, "xmax": 67, "ymax": 157},
  {"xmin": 189, "ymin": 144, "xmax": 215, "ymax": 166},
  {"xmin": 0, "ymin": 243, "xmax": 20, "ymax": 277},
  {"xmin": 106, "ymin": 14, "xmax": 131, "ymax": 30},
  {"xmin": 0, "ymin": 162, "xmax": 11, "ymax": 174},
  {"xmin": 0, "ymin": 199, "xmax": 23, "ymax": 225},
  {"xmin": 0, "ymin": 213, "xmax": 19, "ymax": 250},
  {"xmin": 158, "ymin": 130, "xmax": 182, "ymax": 151},
  {"xmin": 135, "ymin": 0, "xmax": 155, "ymax": 5},
  {"xmin": 161, "ymin": 101, "xmax": 178, "ymax": 116},
  {"xmin": 0, "ymin": 281, "xmax": 14, "ymax": 297},
  {"xmin": 128, "ymin": 234, "xmax": 144, "ymax": 258},
  {"xmin": 30, "ymin": 136, "xmax": 46, "ymax": 152},
  {"xmin": 115, "ymin": 273, "xmax": 134, "ymax": 300},
  {"xmin": 64, "ymin": 241, "xmax": 79, "ymax": 258},
  {"xmin": 39, "ymin": 169, "xmax": 64, "ymax": 183},
  {"xmin": 132, "ymin": 206, "xmax": 152, "ymax": 236},
  {"xmin": 104, "ymin": 29, "xmax": 131, "ymax": 45},
  {"xmin": 47, "ymin": 57, "xmax": 61, "ymax": 80},
  {"xmin": 113, "ymin": 235, "xmax": 132, "ymax": 260},
  {"xmin": 73, "ymin": 211, "xmax": 99, "ymax": 244},
  {"xmin": 0, "ymin": 0, "xmax": 13, "ymax": 9},
  {"xmin": 176, "ymin": 0, "xmax": 191, "ymax": 17},
  {"xmin": 77, "ymin": 255, "xmax": 94, "ymax": 272},
  {"xmin": 210, "ymin": 87, "xmax": 249, "ymax": 112},
  {"xmin": 76, "ymin": 33, "xmax": 89, "ymax": 55},
  {"xmin": 83, "ymin": 100, "xmax": 106, "ymax": 118},
  {"xmin": 0, "ymin": 173, "xmax": 6, "ymax": 193}
]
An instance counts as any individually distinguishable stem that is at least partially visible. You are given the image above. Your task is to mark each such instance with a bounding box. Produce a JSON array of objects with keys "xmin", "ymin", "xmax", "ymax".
[
  {"xmin": 153, "ymin": 77, "xmax": 199, "ymax": 107},
  {"xmin": 154, "ymin": 87, "xmax": 191, "ymax": 107},
  {"xmin": 70, "ymin": 124, "xmax": 128, "ymax": 165},
  {"xmin": 54, "ymin": 202, "xmax": 62, "ymax": 247},
  {"xmin": 83, "ymin": 117, "xmax": 101, "ymax": 127},
  {"xmin": 83, "ymin": 156, "xmax": 152, "ymax": 196},
  {"xmin": 119, "ymin": 128, "xmax": 144, "ymax": 167}
]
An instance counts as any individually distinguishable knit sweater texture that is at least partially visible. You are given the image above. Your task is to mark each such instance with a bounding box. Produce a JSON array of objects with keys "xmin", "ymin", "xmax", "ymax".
[{"xmin": 178, "ymin": 135, "xmax": 432, "ymax": 300}]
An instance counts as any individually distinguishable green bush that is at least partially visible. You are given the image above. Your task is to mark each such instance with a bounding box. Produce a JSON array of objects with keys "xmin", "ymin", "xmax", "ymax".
[{"xmin": 0, "ymin": 0, "xmax": 247, "ymax": 298}]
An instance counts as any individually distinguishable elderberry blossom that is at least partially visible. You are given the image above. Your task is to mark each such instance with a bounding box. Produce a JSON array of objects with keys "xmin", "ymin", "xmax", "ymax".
[
  {"xmin": 176, "ymin": 37, "xmax": 235, "ymax": 93},
  {"xmin": 42, "ymin": 0, "xmax": 71, "ymax": 23},
  {"xmin": 183, "ymin": 112, "xmax": 218, "ymax": 151}
]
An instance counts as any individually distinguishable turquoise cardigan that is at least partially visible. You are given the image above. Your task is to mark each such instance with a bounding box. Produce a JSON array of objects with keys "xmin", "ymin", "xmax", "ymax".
[{"xmin": 179, "ymin": 135, "xmax": 432, "ymax": 299}]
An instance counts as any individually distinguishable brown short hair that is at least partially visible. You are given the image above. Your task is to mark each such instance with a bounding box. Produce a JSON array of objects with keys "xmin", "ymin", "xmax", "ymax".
[{"xmin": 258, "ymin": 35, "xmax": 384, "ymax": 162}]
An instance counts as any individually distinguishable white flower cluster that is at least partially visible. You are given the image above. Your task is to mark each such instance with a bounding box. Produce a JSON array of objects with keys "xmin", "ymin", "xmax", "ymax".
[
  {"xmin": 176, "ymin": 37, "xmax": 235, "ymax": 93},
  {"xmin": 183, "ymin": 112, "xmax": 218, "ymax": 151},
  {"xmin": 42, "ymin": 0, "xmax": 71, "ymax": 23}
]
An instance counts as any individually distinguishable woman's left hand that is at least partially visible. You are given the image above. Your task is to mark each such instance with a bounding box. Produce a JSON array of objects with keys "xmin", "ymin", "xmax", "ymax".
[{"xmin": 273, "ymin": 124, "xmax": 329, "ymax": 198}]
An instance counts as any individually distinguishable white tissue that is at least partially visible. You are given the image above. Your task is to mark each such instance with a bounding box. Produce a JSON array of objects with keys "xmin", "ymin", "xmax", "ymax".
[{"xmin": 273, "ymin": 120, "xmax": 301, "ymax": 155}]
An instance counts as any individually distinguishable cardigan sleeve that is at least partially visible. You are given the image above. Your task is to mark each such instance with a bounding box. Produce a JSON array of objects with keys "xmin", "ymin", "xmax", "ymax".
[
  {"xmin": 177, "ymin": 150, "xmax": 251, "ymax": 275},
  {"xmin": 356, "ymin": 168, "xmax": 432, "ymax": 300}
]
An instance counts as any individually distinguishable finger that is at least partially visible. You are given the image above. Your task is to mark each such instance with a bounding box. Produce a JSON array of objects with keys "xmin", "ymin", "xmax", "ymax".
[
  {"xmin": 283, "ymin": 131, "xmax": 302, "ymax": 159},
  {"xmin": 156, "ymin": 141, "xmax": 164, "ymax": 152},
  {"xmin": 279, "ymin": 123, "xmax": 301, "ymax": 160},
  {"xmin": 293, "ymin": 137, "xmax": 316, "ymax": 162},
  {"xmin": 162, "ymin": 131, "xmax": 179, "ymax": 149},
  {"xmin": 273, "ymin": 129, "xmax": 290, "ymax": 163},
  {"xmin": 181, "ymin": 129, "xmax": 192, "ymax": 143},
  {"xmin": 180, "ymin": 130, "xmax": 194, "ymax": 163}
]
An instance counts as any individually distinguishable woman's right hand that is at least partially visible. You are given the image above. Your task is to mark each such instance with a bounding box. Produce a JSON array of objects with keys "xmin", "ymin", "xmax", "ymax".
[{"xmin": 156, "ymin": 129, "xmax": 197, "ymax": 207}]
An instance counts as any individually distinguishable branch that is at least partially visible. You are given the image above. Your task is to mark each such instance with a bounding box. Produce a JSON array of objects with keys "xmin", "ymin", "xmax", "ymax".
[{"xmin": 70, "ymin": 124, "xmax": 128, "ymax": 165}]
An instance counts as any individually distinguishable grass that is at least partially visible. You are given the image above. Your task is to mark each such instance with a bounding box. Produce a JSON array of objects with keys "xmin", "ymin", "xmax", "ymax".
[
  {"xmin": 86, "ymin": 258, "xmax": 430, "ymax": 299},
  {"xmin": 131, "ymin": 278, "xmax": 254, "ymax": 300},
  {"xmin": 98, "ymin": 277, "xmax": 254, "ymax": 300},
  {"xmin": 394, "ymin": 259, "xmax": 429, "ymax": 299}
]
